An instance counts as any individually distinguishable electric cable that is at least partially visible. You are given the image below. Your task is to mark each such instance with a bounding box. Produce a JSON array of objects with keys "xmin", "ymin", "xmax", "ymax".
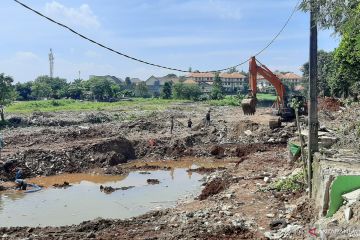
[{"xmin": 13, "ymin": 0, "xmax": 301, "ymax": 73}]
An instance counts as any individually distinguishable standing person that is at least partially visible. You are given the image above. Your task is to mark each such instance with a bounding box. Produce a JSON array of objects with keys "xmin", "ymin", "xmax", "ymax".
[
  {"xmin": 205, "ymin": 110, "xmax": 211, "ymax": 127},
  {"xmin": 170, "ymin": 116, "xmax": 174, "ymax": 134},
  {"xmin": 187, "ymin": 118, "xmax": 192, "ymax": 128},
  {"xmin": 0, "ymin": 133, "xmax": 3, "ymax": 163}
]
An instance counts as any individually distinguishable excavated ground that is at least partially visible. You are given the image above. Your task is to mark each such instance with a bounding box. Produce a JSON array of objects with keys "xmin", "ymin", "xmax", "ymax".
[{"xmin": 0, "ymin": 103, "xmax": 313, "ymax": 239}]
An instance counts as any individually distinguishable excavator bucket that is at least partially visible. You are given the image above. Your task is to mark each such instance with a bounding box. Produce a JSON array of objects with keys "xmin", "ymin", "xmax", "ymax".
[{"xmin": 241, "ymin": 97, "xmax": 257, "ymax": 115}]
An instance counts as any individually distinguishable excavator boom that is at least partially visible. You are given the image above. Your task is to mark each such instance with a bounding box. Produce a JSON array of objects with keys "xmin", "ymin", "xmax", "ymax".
[{"xmin": 241, "ymin": 57, "xmax": 286, "ymax": 115}]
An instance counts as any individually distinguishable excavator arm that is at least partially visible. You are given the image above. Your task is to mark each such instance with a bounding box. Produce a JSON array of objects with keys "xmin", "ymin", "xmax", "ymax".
[{"xmin": 242, "ymin": 56, "xmax": 286, "ymax": 115}]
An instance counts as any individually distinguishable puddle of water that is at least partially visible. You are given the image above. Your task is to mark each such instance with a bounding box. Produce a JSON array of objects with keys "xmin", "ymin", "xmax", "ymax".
[
  {"xmin": 0, "ymin": 168, "xmax": 203, "ymax": 227},
  {"xmin": 124, "ymin": 158, "xmax": 228, "ymax": 169}
]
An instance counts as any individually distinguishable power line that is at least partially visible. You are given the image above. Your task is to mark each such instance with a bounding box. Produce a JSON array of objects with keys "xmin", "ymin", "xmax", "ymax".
[{"xmin": 13, "ymin": 0, "xmax": 301, "ymax": 73}]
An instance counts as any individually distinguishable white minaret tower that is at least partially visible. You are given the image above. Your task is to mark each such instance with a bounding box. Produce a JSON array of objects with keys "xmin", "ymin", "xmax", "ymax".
[{"xmin": 49, "ymin": 48, "xmax": 54, "ymax": 78}]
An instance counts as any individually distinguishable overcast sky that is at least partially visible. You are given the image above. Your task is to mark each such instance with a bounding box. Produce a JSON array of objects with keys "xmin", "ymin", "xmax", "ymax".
[{"xmin": 1, "ymin": 0, "xmax": 339, "ymax": 83}]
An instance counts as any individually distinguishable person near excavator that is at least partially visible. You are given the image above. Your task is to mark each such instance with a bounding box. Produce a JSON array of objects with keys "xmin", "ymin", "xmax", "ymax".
[
  {"xmin": 187, "ymin": 118, "xmax": 192, "ymax": 128},
  {"xmin": 14, "ymin": 168, "xmax": 27, "ymax": 190},
  {"xmin": 205, "ymin": 110, "xmax": 211, "ymax": 127},
  {"xmin": 170, "ymin": 116, "xmax": 174, "ymax": 134},
  {"xmin": 0, "ymin": 133, "xmax": 3, "ymax": 162}
]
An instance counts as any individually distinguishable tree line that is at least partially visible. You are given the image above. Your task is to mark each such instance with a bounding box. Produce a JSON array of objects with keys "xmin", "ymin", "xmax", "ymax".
[{"xmin": 300, "ymin": 0, "xmax": 360, "ymax": 100}]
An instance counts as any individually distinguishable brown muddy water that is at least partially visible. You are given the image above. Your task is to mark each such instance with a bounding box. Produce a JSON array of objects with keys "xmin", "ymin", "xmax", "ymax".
[{"xmin": 0, "ymin": 166, "xmax": 206, "ymax": 227}]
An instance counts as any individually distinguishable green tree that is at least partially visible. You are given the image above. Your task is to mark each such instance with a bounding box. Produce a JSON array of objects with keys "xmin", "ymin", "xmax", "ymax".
[
  {"xmin": 135, "ymin": 82, "xmax": 150, "ymax": 98},
  {"xmin": 227, "ymin": 67, "xmax": 237, "ymax": 73},
  {"xmin": 15, "ymin": 81, "xmax": 33, "ymax": 100},
  {"xmin": 67, "ymin": 80, "xmax": 84, "ymax": 100},
  {"xmin": 161, "ymin": 82, "xmax": 172, "ymax": 99},
  {"xmin": 173, "ymin": 83, "xmax": 201, "ymax": 100},
  {"xmin": 0, "ymin": 74, "xmax": 17, "ymax": 121},
  {"xmin": 124, "ymin": 77, "xmax": 132, "ymax": 89},
  {"xmin": 88, "ymin": 77, "xmax": 115, "ymax": 101},
  {"xmin": 300, "ymin": 0, "xmax": 360, "ymax": 34},
  {"xmin": 211, "ymin": 72, "xmax": 224, "ymax": 100},
  {"xmin": 301, "ymin": 50, "xmax": 335, "ymax": 97},
  {"xmin": 31, "ymin": 76, "xmax": 69, "ymax": 99},
  {"xmin": 31, "ymin": 81, "xmax": 52, "ymax": 99},
  {"xmin": 332, "ymin": 28, "xmax": 360, "ymax": 98}
]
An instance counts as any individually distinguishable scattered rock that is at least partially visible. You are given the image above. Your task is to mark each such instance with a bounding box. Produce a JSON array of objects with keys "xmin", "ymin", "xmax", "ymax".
[
  {"xmin": 100, "ymin": 185, "xmax": 134, "ymax": 194},
  {"xmin": 53, "ymin": 181, "xmax": 71, "ymax": 188},
  {"xmin": 344, "ymin": 207, "xmax": 353, "ymax": 222},
  {"xmin": 210, "ymin": 145, "xmax": 225, "ymax": 158},
  {"xmin": 147, "ymin": 179, "xmax": 160, "ymax": 185},
  {"xmin": 269, "ymin": 219, "xmax": 287, "ymax": 230},
  {"xmin": 342, "ymin": 189, "xmax": 360, "ymax": 205}
]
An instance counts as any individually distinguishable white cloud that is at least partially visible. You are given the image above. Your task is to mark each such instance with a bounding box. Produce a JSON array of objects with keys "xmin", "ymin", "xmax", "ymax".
[
  {"xmin": 44, "ymin": 1, "xmax": 100, "ymax": 29},
  {"xmin": 15, "ymin": 51, "xmax": 39, "ymax": 61},
  {"xmin": 84, "ymin": 50, "xmax": 100, "ymax": 58},
  {"xmin": 138, "ymin": 0, "xmax": 243, "ymax": 20}
]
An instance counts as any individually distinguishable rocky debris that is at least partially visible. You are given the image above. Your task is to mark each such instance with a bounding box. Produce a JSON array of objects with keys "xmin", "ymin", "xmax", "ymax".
[
  {"xmin": 319, "ymin": 97, "xmax": 342, "ymax": 112},
  {"xmin": 147, "ymin": 179, "xmax": 160, "ymax": 184},
  {"xmin": 139, "ymin": 171, "xmax": 151, "ymax": 175},
  {"xmin": 53, "ymin": 181, "xmax": 71, "ymax": 188},
  {"xmin": 344, "ymin": 207, "xmax": 353, "ymax": 222},
  {"xmin": 0, "ymin": 136, "xmax": 135, "ymax": 180},
  {"xmin": 198, "ymin": 172, "xmax": 232, "ymax": 200},
  {"xmin": 264, "ymin": 224, "xmax": 302, "ymax": 239},
  {"xmin": 0, "ymin": 185, "xmax": 5, "ymax": 191},
  {"xmin": 187, "ymin": 167, "xmax": 226, "ymax": 174},
  {"xmin": 269, "ymin": 219, "xmax": 287, "ymax": 230},
  {"xmin": 209, "ymin": 145, "xmax": 225, "ymax": 158},
  {"xmin": 342, "ymin": 188, "xmax": 360, "ymax": 206},
  {"xmin": 84, "ymin": 112, "xmax": 111, "ymax": 124},
  {"xmin": 100, "ymin": 185, "xmax": 135, "ymax": 194}
]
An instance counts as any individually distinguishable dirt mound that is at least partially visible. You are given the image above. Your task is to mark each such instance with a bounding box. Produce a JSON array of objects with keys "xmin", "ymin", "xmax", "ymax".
[
  {"xmin": 198, "ymin": 177, "xmax": 231, "ymax": 200},
  {"xmin": 319, "ymin": 97, "xmax": 342, "ymax": 112},
  {"xmin": 232, "ymin": 120, "xmax": 259, "ymax": 137},
  {"xmin": 1, "ymin": 137, "xmax": 135, "ymax": 180}
]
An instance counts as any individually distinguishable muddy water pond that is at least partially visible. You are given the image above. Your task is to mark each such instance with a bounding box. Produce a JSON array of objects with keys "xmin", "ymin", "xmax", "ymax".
[{"xmin": 0, "ymin": 167, "xmax": 204, "ymax": 227}]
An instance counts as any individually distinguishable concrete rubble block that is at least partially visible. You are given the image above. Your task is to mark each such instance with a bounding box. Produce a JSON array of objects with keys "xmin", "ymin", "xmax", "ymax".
[
  {"xmin": 244, "ymin": 130, "xmax": 252, "ymax": 136},
  {"xmin": 344, "ymin": 207, "xmax": 353, "ymax": 222},
  {"xmin": 342, "ymin": 188, "xmax": 360, "ymax": 205}
]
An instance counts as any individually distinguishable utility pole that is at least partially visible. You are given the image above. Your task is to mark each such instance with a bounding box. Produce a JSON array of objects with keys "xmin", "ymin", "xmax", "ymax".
[
  {"xmin": 49, "ymin": 48, "xmax": 54, "ymax": 78},
  {"xmin": 308, "ymin": 0, "xmax": 318, "ymax": 197}
]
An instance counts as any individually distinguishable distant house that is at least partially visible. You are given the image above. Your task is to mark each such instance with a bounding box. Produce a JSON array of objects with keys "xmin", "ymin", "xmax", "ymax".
[
  {"xmin": 199, "ymin": 82, "xmax": 213, "ymax": 93},
  {"xmin": 277, "ymin": 72, "xmax": 303, "ymax": 84},
  {"xmin": 89, "ymin": 75, "xmax": 123, "ymax": 84},
  {"xmin": 187, "ymin": 72, "xmax": 247, "ymax": 93},
  {"xmin": 145, "ymin": 75, "xmax": 180, "ymax": 95},
  {"xmin": 129, "ymin": 78, "xmax": 143, "ymax": 85},
  {"xmin": 256, "ymin": 72, "xmax": 303, "ymax": 93}
]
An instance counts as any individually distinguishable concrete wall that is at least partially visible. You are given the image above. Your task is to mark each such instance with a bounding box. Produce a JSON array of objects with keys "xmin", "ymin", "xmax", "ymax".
[{"xmin": 312, "ymin": 150, "xmax": 360, "ymax": 218}]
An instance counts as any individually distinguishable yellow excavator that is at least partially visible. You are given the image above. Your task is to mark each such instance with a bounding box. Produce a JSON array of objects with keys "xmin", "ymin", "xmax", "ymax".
[{"xmin": 241, "ymin": 57, "xmax": 307, "ymax": 125}]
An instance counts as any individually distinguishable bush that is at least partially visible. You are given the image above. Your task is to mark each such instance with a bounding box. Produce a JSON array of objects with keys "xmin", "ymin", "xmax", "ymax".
[
  {"xmin": 208, "ymin": 95, "xmax": 243, "ymax": 106},
  {"xmin": 272, "ymin": 171, "xmax": 305, "ymax": 192}
]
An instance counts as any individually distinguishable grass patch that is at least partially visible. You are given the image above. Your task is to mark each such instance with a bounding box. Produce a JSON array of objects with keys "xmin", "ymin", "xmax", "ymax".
[
  {"xmin": 272, "ymin": 171, "xmax": 305, "ymax": 192},
  {"xmin": 208, "ymin": 95, "xmax": 243, "ymax": 106},
  {"xmin": 257, "ymin": 93, "xmax": 277, "ymax": 101},
  {"xmin": 259, "ymin": 171, "xmax": 305, "ymax": 193},
  {"xmin": 6, "ymin": 98, "xmax": 189, "ymax": 113}
]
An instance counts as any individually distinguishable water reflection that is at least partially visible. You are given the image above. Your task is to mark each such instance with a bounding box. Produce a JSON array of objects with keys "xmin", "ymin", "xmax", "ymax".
[{"xmin": 0, "ymin": 168, "xmax": 203, "ymax": 227}]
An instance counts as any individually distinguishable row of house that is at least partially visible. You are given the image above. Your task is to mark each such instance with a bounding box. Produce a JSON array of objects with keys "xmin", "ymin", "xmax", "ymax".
[{"xmin": 90, "ymin": 71, "xmax": 303, "ymax": 95}]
